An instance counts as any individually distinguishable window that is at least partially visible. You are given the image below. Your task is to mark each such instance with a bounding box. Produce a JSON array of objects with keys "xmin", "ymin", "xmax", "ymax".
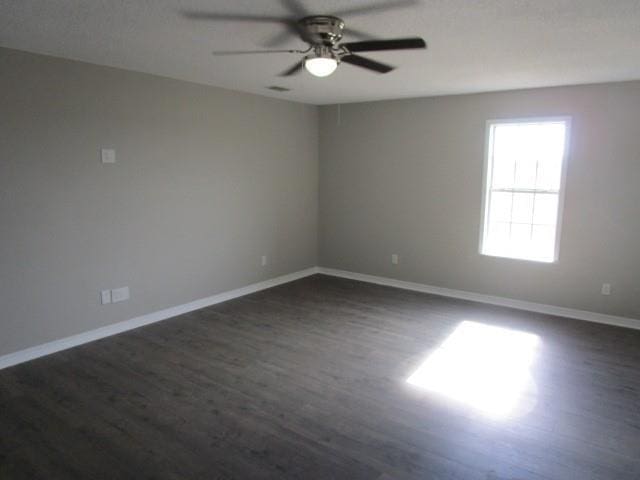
[{"xmin": 480, "ymin": 118, "xmax": 570, "ymax": 262}]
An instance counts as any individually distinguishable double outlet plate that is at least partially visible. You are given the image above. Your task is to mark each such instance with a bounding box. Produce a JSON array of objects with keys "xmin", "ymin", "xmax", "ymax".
[{"xmin": 101, "ymin": 286, "xmax": 130, "ymax": 305}]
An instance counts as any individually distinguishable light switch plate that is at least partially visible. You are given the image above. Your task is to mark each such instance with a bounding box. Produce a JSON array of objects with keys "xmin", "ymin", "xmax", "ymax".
[
  {"xmin": 101, "ymin": 148, "xmax": 116, "ymax": 164},
  {"xmin": 111, "ymin": 286, "xmax": 130, "ymax": 303}
]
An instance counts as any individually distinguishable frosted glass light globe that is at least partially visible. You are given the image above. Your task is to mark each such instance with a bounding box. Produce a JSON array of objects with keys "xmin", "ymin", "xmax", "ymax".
[{"xmin": 304, "ymin": 57, "xmax": 338, "ymax": 77}]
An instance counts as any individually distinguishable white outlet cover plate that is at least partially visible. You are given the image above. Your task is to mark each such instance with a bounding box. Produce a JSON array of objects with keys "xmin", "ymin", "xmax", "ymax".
[{"xmin": 111, "ymin": 286, "xmax": 130, "ymax": 303}]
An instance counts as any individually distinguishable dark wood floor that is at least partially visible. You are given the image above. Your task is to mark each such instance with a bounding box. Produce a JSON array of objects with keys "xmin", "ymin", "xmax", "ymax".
[{"xmin": 1, "ymin": 274, "xmax": 639, "ymax": 480}]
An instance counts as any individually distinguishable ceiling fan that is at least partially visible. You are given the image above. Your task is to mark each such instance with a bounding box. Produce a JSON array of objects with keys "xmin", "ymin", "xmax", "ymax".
[{"xmin": 182, "ymin": 0, "xmax": 427, "ymax": 78}]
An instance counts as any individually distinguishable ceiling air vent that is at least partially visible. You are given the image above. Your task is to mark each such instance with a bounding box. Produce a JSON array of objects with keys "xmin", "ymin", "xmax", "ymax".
[{"xmin": 267, "ymin": 86, "xmax": 291, "ymax": 92}]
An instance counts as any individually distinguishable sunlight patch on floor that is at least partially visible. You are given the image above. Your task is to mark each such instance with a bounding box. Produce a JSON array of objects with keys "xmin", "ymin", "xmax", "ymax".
[{"xmin": 407, "ymin": 321, "xmax": 540, "ymax": 419}]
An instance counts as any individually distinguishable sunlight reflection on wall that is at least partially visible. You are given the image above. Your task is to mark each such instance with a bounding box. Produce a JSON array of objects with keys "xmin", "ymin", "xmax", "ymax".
[{"xmin": 407, "ymin": 321, "xmax": 540, "ymax": 419}]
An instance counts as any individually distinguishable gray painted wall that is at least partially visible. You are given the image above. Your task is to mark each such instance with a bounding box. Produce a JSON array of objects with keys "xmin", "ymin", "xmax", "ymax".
[
  {"xmin": 0, "ymin": 48, "xmax": 318, "ymax": 356},
  {"xmin": 319, "ymin": 82, "xmax": 640, "ymax": 319},
  {"xmin": 3, "ymin": 46, "xmax": 639, "ymax": 358}
]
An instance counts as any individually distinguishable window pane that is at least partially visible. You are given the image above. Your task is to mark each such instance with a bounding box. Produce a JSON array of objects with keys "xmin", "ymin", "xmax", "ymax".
[
  {"xmin": 492, "ymin": 126, "xmax": 518, "ymax": 189},
  {"xmin": 533, "ymin": 194, "xmax": 558, "ymax": 226},
  {"xmin": 535, "ymin": 156, "xmax": 561, "ymax": 191},
  {"xmin": 513, "ymin": 155, "xmax": 538, "ymax": 190},
  {"xmin": 511, "ymin": 192, "xmax": 534, "ymax": 224},
  {"xmin": 493, "ymin": 125, "xmax": 521, "ymax": 164},
  {"xmin": 531, "ymin": 225, "xmax": 556, "ymax": 261},
  {"xmin": 485, "ymin": 221, "xmax": 510, "ymax": 255},
  {"xmin": 488, "ymin": 192, "xmax": 512, "ymax": 223},
  {"xmin": 510, "ymin": 223, "xmax": 532, "ymax": 245},
  {"xmin": 493, "ymin": 122, "xmax": 566, "ymax": 192},
  {"xmin": 533, "ymin": 123, "xmax": 565, "ymax": 191},
  {"xmin": 491, "ymin": 154, "xmax": 516, "ymax": 189}
]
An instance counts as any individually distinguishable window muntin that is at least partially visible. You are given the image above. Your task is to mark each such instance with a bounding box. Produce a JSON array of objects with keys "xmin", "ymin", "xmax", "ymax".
[{"xmin": 481, "ymin": 119, "xmax": 569, "ymax": 263}]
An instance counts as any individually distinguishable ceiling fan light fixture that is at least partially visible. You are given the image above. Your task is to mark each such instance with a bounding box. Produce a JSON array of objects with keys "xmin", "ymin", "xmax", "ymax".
[
  {"xmin": 304, "ymin": 57, "xmax": 338, "ymax": 77},
  {"xmin": 304, "ymin": 48, "xmax": 338, "ymax": 77}
]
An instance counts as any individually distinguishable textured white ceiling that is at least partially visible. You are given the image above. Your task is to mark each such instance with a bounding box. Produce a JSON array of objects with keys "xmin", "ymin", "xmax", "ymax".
[{"xmin": 2, "ymin": 0, "xmax": 640, "ymax": 104}]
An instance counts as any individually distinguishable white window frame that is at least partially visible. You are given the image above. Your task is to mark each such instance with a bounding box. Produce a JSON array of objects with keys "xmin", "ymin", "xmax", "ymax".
[{"xmin": 479, "ymin": 116, "xmax": 571, "ymax": 263}]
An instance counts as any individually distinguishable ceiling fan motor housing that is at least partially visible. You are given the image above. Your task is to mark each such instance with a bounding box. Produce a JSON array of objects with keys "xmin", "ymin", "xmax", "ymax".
[{"xmin": 299, "ymin": 16, "xmax": 345, "ymax": 46}]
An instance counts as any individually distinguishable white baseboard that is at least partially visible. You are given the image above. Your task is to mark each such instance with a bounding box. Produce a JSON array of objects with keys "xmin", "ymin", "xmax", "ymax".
[
  {"xmin": 317, "ymin": 267, "xmax": 640, "ymax": 331},
  {"xmin": 0, "ymin": 267, "xmax": 320, "ymax": 370},
  {"xmin": 3, "ymin": 264, "xmax": 637, "ymax": 371}
]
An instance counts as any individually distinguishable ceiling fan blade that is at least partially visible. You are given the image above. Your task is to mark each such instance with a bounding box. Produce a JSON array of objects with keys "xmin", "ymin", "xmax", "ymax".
[
  {"xmin": 262, "ymin": 24, "xmax": 301, "ymax": 47},
  {"xmin": 212, "ymin": 49, "xmax": 300, "ymax": 56},
  {"xmin": 279, "ymin": 61, "xmax": 304, "ymax": 76},
  {"xmin": 341, "ymin": 54, "xmax": 394, "ymax": 73},
  {"xmin": 342, "ymin": 37, "xmax": 426, "ymax": 52},
  {"xmin": 181, "ymin": 11, "xmax": 286, "ymax": 24},
  {"xmin": 332, "ymin": 0, "xmax": 419, "ymax": 17},
  {"xmin": 262, "ymin": 0, "xmax": 312, "ymax": 46},
  {"xmin": 280, "ymin": 0, "xmax": 309, "ymax": 17},
  {"xmin": 342, "ymin": 27, "xmax": 378, "ymax": 41}
]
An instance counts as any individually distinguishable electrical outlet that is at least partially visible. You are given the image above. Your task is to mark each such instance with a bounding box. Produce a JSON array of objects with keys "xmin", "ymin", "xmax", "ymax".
[
  {"xmin": 100, "ymin": 290, "xmax": 112, "ymax": 305},
  {"xmin": 601, "ymin": 283, "xmax": 611, "ymax": 296},
  {"xmin": 111, "ymin": 286, "xmax": 130, "ymax": 303},
  {"xmin": 261, "ymin": 255, "xmax": 268, "ymax": 267},
  {"xmin": 391, "ymin": 254, "xmax": 399, "ymax": 265}
]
